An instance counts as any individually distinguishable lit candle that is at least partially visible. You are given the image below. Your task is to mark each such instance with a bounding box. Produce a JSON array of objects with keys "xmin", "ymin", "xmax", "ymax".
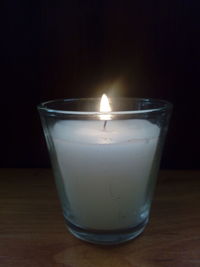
[{"xmin": 51, "ymin": 95, "xmax": 160, "ymax": 230}]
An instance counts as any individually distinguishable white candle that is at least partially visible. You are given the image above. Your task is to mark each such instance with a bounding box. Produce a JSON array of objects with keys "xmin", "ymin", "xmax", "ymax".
[{"xmin": 51, "ymin": 117, "xmax": 160, "ymax": 230}]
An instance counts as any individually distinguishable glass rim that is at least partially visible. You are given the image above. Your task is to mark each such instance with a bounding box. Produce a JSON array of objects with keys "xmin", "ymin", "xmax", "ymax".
[{"xmin": 37, "ymin": 97, "xmax": 173, "ymax": 116}]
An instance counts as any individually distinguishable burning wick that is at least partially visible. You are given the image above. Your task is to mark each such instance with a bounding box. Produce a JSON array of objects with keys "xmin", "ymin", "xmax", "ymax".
[
  {"xmin": 99, "ymin": 94, "xmax": 111, "ymax": 130},
  {"xmin": 103, "ymin": 120, "xmax": 107, "ymax": 129}
]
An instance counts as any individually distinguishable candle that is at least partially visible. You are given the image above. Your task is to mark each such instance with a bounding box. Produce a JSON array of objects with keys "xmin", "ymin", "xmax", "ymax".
[{"xmin": 51, "ymin": 95, "xmax": 160, "ymax": 230}]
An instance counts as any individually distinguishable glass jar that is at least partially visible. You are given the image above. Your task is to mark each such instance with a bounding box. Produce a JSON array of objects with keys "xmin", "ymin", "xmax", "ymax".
[{"xmin": 38, "ymin": 97, "xmax": 172, "ymax": 244}]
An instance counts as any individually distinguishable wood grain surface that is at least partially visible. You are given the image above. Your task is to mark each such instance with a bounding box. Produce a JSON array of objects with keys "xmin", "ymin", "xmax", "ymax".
[{"xmin": 0, "ymin": 169, "xmax": 199, "ymax": 267}]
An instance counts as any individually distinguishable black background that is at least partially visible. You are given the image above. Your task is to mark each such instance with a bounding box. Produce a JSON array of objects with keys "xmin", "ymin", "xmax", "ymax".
[{"xmin": 1, "ymin": 0, "xmax": 200, "ymax": 169}]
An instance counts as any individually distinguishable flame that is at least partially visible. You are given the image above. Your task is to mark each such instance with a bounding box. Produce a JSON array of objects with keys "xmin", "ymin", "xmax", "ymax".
[{"xmin": 99, "ymin": 94, "xmax": 112, "ymax": 120}]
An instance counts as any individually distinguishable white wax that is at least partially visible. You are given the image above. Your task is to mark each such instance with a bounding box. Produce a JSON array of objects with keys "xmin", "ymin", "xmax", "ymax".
[{"xmin": 51, "ymin": 119, "xmax": 160, "ymax": 230}]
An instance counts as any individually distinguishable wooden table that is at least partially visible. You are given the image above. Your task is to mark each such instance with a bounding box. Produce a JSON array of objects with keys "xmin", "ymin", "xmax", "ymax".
[{"xmin": 0, "ymin": 169, "xmax": 199, "ymax": 267}]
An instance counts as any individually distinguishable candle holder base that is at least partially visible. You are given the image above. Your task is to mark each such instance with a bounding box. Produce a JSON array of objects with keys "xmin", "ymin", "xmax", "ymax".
[{"xmin": 65, "ymin": 218, "xmax": 148, "ymax": 245}]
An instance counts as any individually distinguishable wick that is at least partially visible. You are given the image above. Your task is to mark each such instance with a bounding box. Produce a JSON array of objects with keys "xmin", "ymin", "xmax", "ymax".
[{"xmin": 103, "ymin": 120, "xmax": 107, "ymax": 130}]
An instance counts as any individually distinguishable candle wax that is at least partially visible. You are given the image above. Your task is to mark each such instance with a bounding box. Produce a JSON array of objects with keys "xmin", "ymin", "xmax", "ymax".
[{"xmin": 51, "ymin": 119, "xmax": 160, "ymax": 230}]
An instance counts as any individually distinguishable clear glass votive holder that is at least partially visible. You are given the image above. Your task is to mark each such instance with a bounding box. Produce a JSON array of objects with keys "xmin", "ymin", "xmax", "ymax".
[{"xmin": 38, "ymin": 97, "xmax": 172, "ymax": 245}]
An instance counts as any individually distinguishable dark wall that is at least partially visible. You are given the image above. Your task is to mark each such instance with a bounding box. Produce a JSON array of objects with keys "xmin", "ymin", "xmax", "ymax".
[{"xmin": 1, "ymin": 0, "xmax": 200, "ymax": 169}]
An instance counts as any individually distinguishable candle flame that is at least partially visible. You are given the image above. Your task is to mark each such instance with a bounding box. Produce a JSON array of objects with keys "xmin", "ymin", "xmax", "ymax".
[{"xmin": 99, "ymin": 94, "xmax": 112, "ymax": 120}]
